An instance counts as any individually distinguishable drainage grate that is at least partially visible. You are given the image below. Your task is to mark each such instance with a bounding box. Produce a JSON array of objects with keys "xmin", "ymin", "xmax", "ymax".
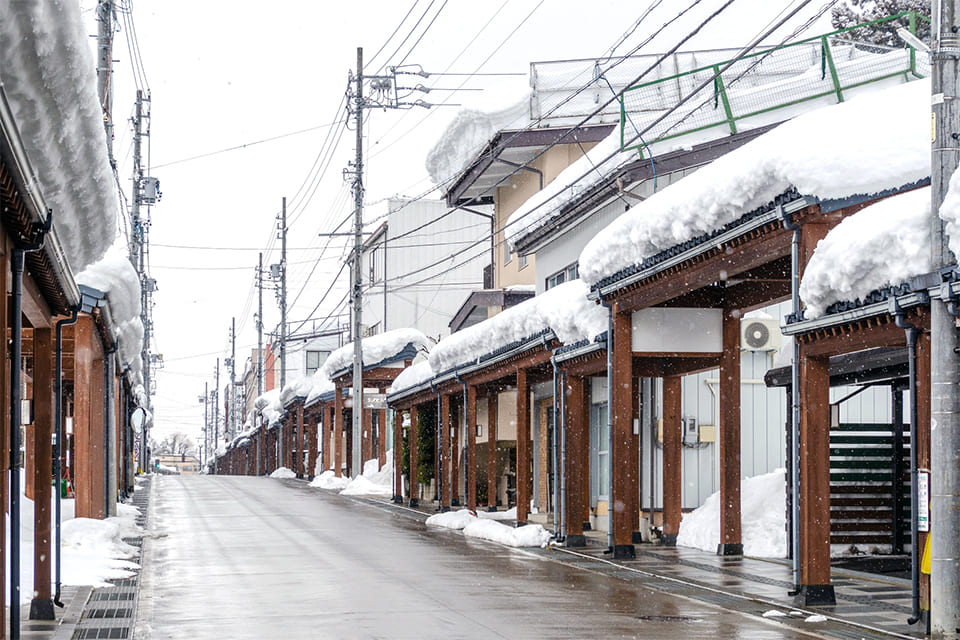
[
  {"xmin": 109, "ymin": 578, "xmax": 137, "ymax": 588},
  {"xmin": 92, "ymin": 592, "xmax": 135, "ymax": 601},
  {"xmin": 636, "ymin": 615, "xmax": 702, "ymax": 622},
  {"xmin": 75, "ymin": 628, "xmax": 130, "ymax": 639},
  {"xmin": 86, "ymin": 608, "xmax": 133, "ymax": 619}
]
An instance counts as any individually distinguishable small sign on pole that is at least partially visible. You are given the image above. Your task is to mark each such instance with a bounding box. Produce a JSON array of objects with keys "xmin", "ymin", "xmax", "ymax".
[
  {"xmin": 918, "ymin": 470, "xmax": 930, "ymax": 533},
  {"xmin": 363, "ymin": 393, "xmax": 387, "ymax": 410}
]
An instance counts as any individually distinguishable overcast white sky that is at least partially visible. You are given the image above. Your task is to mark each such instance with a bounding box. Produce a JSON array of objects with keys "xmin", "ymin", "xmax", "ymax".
[{"xmin": 90, "ymin": 0, "xmax": 835, "ymax": 448}]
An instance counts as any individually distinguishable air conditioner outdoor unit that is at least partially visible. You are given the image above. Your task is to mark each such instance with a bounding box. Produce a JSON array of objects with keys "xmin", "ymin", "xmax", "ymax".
[{"xmin": 740, "ymin": 317, "xmax": 781, "ymax": 351}]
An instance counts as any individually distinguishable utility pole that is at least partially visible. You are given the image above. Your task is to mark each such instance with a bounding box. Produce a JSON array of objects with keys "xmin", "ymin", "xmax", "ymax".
[
  {"xmin": 230, "ymin": 317, "xmax": 237, "ymax": 439},
  {"xmin": 280, "ymin": 198, "xmax": 288, "ymax": 390},
  {"xmin": 96, "ymin": 0, "xmax": 115, "ymax": 164},
  {"xmin": 214, "ymin": 358, "xmax": 220, "ymax": 474},
  {"xmin": 931, "ymin": 1, "xmax": 960, "ymax": 635},
  {"xmin": 257, "ymin": 253, "xmax": 264, "ymax": 397},
  {"xmin": 351, "ymin": 47, "xmax": 365, "ymax": 479}
]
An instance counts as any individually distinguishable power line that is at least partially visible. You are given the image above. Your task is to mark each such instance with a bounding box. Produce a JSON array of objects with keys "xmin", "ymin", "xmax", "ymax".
[{"xmin": 395, "ymin": 0, "xmax": 449, "ymax": 68}]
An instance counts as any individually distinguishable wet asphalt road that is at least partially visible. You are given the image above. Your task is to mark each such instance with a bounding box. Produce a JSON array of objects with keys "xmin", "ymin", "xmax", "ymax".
[{"xmin": 135, "ymin": 475, "xmax": 818, "ymax": 639}]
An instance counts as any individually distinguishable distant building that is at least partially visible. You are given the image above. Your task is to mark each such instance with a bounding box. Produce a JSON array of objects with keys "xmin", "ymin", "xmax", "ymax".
[{"xmin": 155, "ymin": 454, "xmax": 201, "ymax": 475}]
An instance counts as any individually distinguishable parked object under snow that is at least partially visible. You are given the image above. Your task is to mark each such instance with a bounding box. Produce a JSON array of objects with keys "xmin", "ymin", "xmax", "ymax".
[
  {"xmin": 800, "ymin": 187, "xmax": 931, "ymax": 318},
  {"xmin": 676, "ymin": 469, "xmax": 787, "ymax": 558},
  {"xmin": 428, "ymin": 279, "xmax": 607, "ymax": 373},
  {"xmin": 269, "ymin": 467, "xmax": 296, "ymax": 479},
  {"xmin": 0, "ymin": 0, "xmax": 119, "ymax": 273},
  {"xmin": 322, "ymin": 328, "xmax": 431, "ymax": 378},
  {"xmin": 579, "ymin": 80, "xmax": 930, "ymax": 287}
]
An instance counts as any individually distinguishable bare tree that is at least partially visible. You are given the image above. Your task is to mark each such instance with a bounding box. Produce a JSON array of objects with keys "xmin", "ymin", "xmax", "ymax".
[{"xmin": 154, "ymin": 432, "xmax": 196, "ymax": 456}]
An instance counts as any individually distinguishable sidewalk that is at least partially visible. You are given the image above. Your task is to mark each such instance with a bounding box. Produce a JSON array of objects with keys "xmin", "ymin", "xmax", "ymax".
[{"xmin": 353, "ymin": 493, "xmax": 927, "ymax": 640}]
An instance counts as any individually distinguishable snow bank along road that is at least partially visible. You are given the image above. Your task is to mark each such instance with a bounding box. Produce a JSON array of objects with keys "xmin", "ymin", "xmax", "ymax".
[{"xmin": 135, "ymin": 475, "xmax": 820, "ymax": 639}]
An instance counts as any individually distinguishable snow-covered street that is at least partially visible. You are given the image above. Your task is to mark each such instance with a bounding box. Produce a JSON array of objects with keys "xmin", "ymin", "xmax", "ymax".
[{"xmin": 134, "ymin": 475, "xmax": 819, "ymax": 639}]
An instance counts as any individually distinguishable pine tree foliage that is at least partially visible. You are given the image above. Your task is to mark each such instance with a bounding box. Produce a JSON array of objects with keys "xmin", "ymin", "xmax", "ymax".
[{"xmin": 831, "ymin": 0, "xmax": 931, "ymax": 46}]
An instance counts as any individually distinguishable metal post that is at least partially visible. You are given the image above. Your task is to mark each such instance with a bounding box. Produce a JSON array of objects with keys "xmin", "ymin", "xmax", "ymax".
[
  {"xmin": 54, "ymin": 309, "xmax": 78, "ymax": 606},
  {"xmin": 257, "ymin": 253, "xmax": 264, "ymax": 397},
  {"xmin": 280, "ymin": 198, "xmax": 287, "ymax": 390},
  {"xmin": 10, "ymin": 250, "xmax": 25, "ymax": 639},
  {"xmin": 95, "ymin": 0, "xmax": 114, "ymax": 162},
  {"xmin": 214, "ymin": 359, "xmax": 220, "ymax": 474},
  {"xmin": 230, "ymin": 317, "xmax": 236, "ymax": 439},
  {"xmin": 351, "ymin": 47, "xmax": 365, "ymax": 478},
  {"xmin": 931, "ymin": 1, "xmax": 960, "ymax": 635}
]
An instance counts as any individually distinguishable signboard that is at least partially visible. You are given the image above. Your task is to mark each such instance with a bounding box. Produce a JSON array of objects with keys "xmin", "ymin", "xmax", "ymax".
[
  {"xmin": 918, "ymin": 471, "xmax": 930, "ymax": 533},
  {"xmin": 363, "ymin": 393, "xmax": 387, "ymax": 410}
]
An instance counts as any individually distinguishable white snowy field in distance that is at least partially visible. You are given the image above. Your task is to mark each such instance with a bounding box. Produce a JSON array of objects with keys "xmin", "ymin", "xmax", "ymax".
[{"xmin": 4, "ymin": 471, "xmax": 143, "ymax": 604}]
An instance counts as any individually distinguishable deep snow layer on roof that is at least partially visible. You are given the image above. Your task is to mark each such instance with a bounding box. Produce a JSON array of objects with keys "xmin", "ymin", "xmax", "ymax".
[
  {"xmin": 255, "ymin": 389, "xmax": 282, "ymax": 427},
  {"xmin": 0, "ymin": 0, "xmax": 118, "ymax": 273},
  {"xmin": 76, "ymin": 247, "xmax": 145, "ymax": 386},
  {"xmin": 579, "ymin": 79, "xmax": 930, "ymax": 287},
  {"xmin": 428, "ymin": 279, "xmax": 607, "ymax": 374},
  {"xmin": 800, "ymin": 187, "xmax": 931, "ymax": 319},
  {"xmin": 322, "ymin": 328, "xmax": 431, "ymax": 378},
  {"xmin": 389, "ymin": 360, "xmax": 433, "ymax": 396}
]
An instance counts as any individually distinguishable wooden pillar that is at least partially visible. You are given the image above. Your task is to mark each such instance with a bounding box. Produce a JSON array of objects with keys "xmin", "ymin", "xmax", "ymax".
[
  {"xmin": 798, "ymin": 342, "xmax": 835, "ymax": 605},
  {"xmin": 917, "ymin": 327, "xmax": 932, "ymax": 611},
  {"xmin": 451, "ymin": 398, "xmax": 460, "ymax": 506},
  {"xmin": 345, "ymin": 409, "xmax": 353, "ymax": 477},
  {"xmin": 610, "ymin": 308, "xmax": 636, "ymax": 559},
  {"xmin": 393, "ymin": 409, "xmax": 403, "ymax": 503},
  {"xmin": 31, "ymin": 328, "xmax": 54, "ymax": 619},
  {"xmin": 630, "ymin": 376, "xmax": 641, "ymax": 543},
  {"xmin": 718, "ymin": 307, "xmax": 743, "ymax": 556},
  {"xmin": 564, "ymin": 374, "xmax": 587, "ymax": 546},
  {"xmin": 296, "ymin": 404, "xmax": 305, "ymax": 477},
  {"xmin": 440, "ymin": 393, "xmax": 451, "ymax": 510},
  {"xmin": 378, "ymin": 409, "xmax": 387, "ymax": 466},
  {"xmin": 73, "ymin": 319, "xmax": 93, "ymax": 519},
  {"xmin": 408, "ymin": 405, "xmax": 419, "ymax": 507},
  {"xmin": 90, "ymin": 354, "xmax": 105, "ymax": 519},
  {"xmin": 662, "ymin": 374, "xmax": 682, "ymax": 545},
  {"xmin": 0, "ymin": 236, "xmax": 8, "ymax": 634},
  {"xmin": 334, "ymin": 388, "xmax": 343, "ymax": 477},
  {"xmin": 516, "ymin": 368, "xmax": 530, "ymax": 526},
  {"xmin": 537, "ymin": 401, "xmax": 550, "ymax": 512},
  {"xmin": 487, "ymin": 393, "xmax": 498, "ymax": 510},
  {"xmin": 362, "ymin": 407, "xmax": 373, "ymax": 467},
  {"xmin": 307, "ymin": 411, "xmax": 318, "ymax": 478},
  {"xmin": 466, "ymin": 385, "xmax": 477, "ymax": 511}
]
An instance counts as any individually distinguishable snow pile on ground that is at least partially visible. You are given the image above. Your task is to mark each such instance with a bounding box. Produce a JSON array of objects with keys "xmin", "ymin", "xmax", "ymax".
[
  {"xmin": 425, "ymin": 76, "xmax": 531, "ymax": 186},
  {"xmin": 269, "ymin": 467, "xmax": 296, "ymax": 479},
  {"xmin": 323, "ymin": 328, "xmax": 431, "ymax": 378},
  {"xmin": 341, "ymin": 458, "xmax": 394, "ymax": 497},
  {"xmin": 0, "ymin": 0, "xmax": 118, "ymax": 273},
  {"xmin": 676, "ymin": 469, "xmax": 787, "ymax": 558},
  {"xmin": 76, "ymin": 244, "xmax": 145, "ymax": 388},
  {"xmin": 579, "ymin": 79, "xmax": 929, "ymax": 286},
  {"xmin": 310, "ymin": 470, "xmax": 350, "ymax": 491},
  {"xmin": 389, "ymin": 359, "xmax": 434, "ymax": 395},
  {"xmin": 800, "ymin": 187, "xmax": 931, "ymax": 318},
  {"xmin": 426, "ymin": 508, "xmax": 551, "ymax": 548},
  {"xmin": 429, "ymin": 279, "xmax": 607, "ymax": 373}
]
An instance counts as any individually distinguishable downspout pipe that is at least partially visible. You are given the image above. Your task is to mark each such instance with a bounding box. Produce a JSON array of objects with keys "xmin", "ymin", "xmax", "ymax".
[
  {"xmin": 890, "ymin": 297, "xmax": 922, "ymax": 625},
  {"xmin": 599, "ymin": 295, "xmax": 615, "ymax": 553},
  {"xmin": 779, "ymin": 205, "xmax": 802, "ymax": 595},
  {"xmin": 54, "ymin": 306, "xmax": 79, "ymax": 607}
]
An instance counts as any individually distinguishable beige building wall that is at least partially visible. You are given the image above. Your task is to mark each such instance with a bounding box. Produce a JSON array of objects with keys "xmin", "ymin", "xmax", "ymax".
[{"xmin": 493, "ymin": 142, "xmax": 596, "ymax": 291}]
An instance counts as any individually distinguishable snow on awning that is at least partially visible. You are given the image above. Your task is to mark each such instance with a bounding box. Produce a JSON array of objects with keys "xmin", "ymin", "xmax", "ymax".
[
  {"xmin": 322, "ymin": 328, "xmax": 431, "ymax": 379},
  {"xmin": 578, "ymin": 79, "xmax": 930, "ymax": 288},
  {"xmin": 428, "ymin": 279, "xmax": 607, "ymax": 374},
  {"xmin": 799, "ymin": 187, "xmax": 931, "ymax": 320},
  {"xmin": 0, "ymin": 1, "xmax": 119, "ymax": 273}
]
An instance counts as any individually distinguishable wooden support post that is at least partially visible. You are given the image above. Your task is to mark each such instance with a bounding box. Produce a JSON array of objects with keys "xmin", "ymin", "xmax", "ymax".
[
  {"xmin": 393, "ymin": 409, "xmax": 403, "ymax": 503},
  {"xmin": 662, "ymin": 374, "xmax": 682, "ymax": 546},
  {"xmin": 296, "ymin": 404, "xmax": 305, "ymax": 477},
  {"xmin": 630, "ymin": 376, "xmax": 642, "ymax": 544},
  {"xmin": 718, "ymin": 307, "xmax": 743, "ymax": 556},
  {"xmin": 408, "ymin": 405, "xmax": 419, "ymax": 507},
  {"xmin": 565, "ymin": 375, "xmax": 587, "ymax": 546},
  {"xmin": 362, "ymin": 407, "xmax": 373, "ymax": 467},
  {"xmin": 440, "ymin": 394, "xmax": 451, "ymax": 510},
  {"xmin": 451, "ymin": 399, "xmax": 460, "ymax": 506},
  {"xmin": 611, "ymin": 308, "xmax": 636, "ymax": 559},
  {"xmin": 30, "ymin": 328, "xmax": 54, "ymax": 619},
  {"xmin": 917, "ymin": 328, "xmax": 932, "ymax": 612},
  {"xmin": 90, "ymin": 355, "xmax": 105, "ymax": 519},
  {"xmin": 334, "ymin": 389, "xmax": 343, "ymax": 477},
  {"xmin": 307, "ymin": 412, "xmax": 318, "ymax": 479},
  {"xmin": 487, "ymin": 393, "xmax": 498, "ymax": 511},
  {"xmin": 378, "ymin": 409, "xmax": 387, "ymax": 467},
  {"xmin": 345, "ymin": 409, "xmax": 353, "ymax": 477},
  {"xmin": 466, "ymin": 386, "xmax": 477, "ymax": 511},
  {"xmin": 798, "ymin": 343, "xmax": 835, "ymax": 605},
  {"xmin": 516, "ymin": 368, "xmax": 530, "ymax": 526}
]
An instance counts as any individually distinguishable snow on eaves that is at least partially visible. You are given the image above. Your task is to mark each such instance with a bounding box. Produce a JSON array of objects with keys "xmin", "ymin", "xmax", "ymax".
[
  {"xmin": 800, "ymin": 187, "xmax": 931, "ymax": 319},
  {"xmin": 76, "ymin": 246, "xmax": 144, "ymax": 385},
  {"xmin": 255, "ymin": 389, "xmax": 282, "ymax": 428},
  {"xmin": 579, "ymin": 79, "xmax": 930, "ymax": 287},
  {"xmin": 424, "ymin": 77, "xmax": 531, "ymax": 187},
  {"xmin": 305, "ymin": 371, "xmax": 335, "ymax": 406},
  {"xmin": 322, "ymin": 328, "xmax": 431, "ymax": 379},
  {"xmin": 428, "ymin": 279, "xmax": 607, "ymax": 374},
  {"xmin": 0, "ymin": 1, "xmax": 118, "ymax": 273},
  {"xmin": 388, "ymin": 360, "xmax": 433, "ymax": 396}
]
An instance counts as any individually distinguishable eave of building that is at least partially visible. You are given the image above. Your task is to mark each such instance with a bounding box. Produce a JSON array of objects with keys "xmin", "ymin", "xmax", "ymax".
[
  {"xmin": 512, "ymin": 123, "xmax": 783, "ymax": 256},
  {"xmin": 448, "ymin": 288, "xmax": 536, "ymax": 334},
  {"xmin": 329, "ymin": 343, "xmax": 419, "ymax": 383},
  {"xmin": 443, "ymin": 124, "xmax": 616, "ymax": 207}
]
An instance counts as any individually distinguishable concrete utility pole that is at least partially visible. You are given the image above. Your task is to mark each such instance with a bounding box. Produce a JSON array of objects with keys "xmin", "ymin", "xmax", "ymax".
[
  {"xmin": 931, "ymin": 1, "xmax": 960, "ymax": 635},
  {"xmin": 96, "ymin": 0, "xmax": 115, "ymax": 163},
  {"xmin": 351, "ymin": 47, "xmax": 365, "ymax": 479},
  {"xmin": 214, "ymin": 358, "xmax": 220, "ymax": 474},
  {"xmin": 257, "ymin": 253, "xmax": 264, "ymax": 397},
  {"xmin": 230, "ymin": 317, "xmax": 237, "ymax": 439},
  {"xmin": 279, "ymin": 198, "xmax": 288, "ymax": 390}
]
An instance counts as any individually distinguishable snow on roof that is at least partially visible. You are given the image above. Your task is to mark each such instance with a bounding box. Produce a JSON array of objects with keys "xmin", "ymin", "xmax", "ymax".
[
  {"xmin": 255, "ymin": 389, "xmax": 282, "ymax": 427},
  {"xmin": 279, "ymin": 375, "xmax": 313, "ymax": 408},
  {"xmin": 0, "ymin": 1, "xmax": 118, "ymax": 273},
  {"xmin": 305, "ymin": 371, "xmax": 335, "ymax": 406},
  {"xmin": 388, "ymin": 359, "xmax": 433, "ymax": 396},
  {"xmin": 322, "ymin": 328, "xmax": 431, "ymax": 378},
  {"xmin": 800, "ymin": 187, "xmax": 931, "ymax": 319},
  {"xmin": 578, "ymin": 79, "xmax": 930, "ymax": 287},
  {"xmin": 424, "ymin": 76, "xmax": 531, "ymax": 187},
  {"xmin": 76, "ymin": 246, "xmax": 144, "ymax": 384},
  {"xmin": 428, "ymin": 279, "xmax": 607, "ymax": 373}
]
